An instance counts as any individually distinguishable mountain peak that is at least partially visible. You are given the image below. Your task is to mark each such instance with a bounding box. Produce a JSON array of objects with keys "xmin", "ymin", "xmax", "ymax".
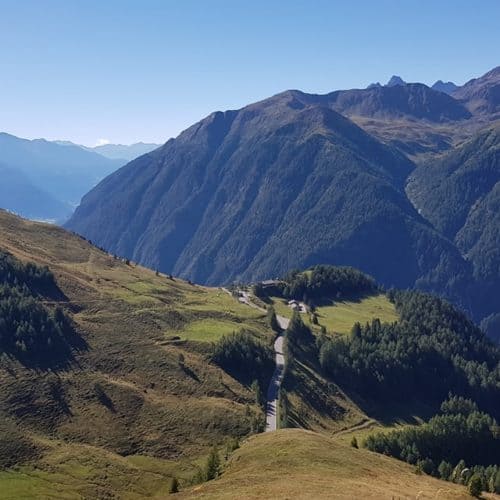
[
  {"xmin": 386, "ymin": 75, "xmax": 406, "ymax": 87},
  {"xmin": 431, "ymin": 80, "xmax": 458, "ymax": 95}
]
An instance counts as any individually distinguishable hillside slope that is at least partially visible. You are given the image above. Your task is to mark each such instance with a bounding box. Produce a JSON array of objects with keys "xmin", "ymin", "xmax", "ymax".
[
  {"xmin": 0, "ymin": 210, "xmax": 276, "ymax": 497},
  {"xmin": 179, "ymin": 429, "xmax": 495, "ymax": 499},
  {"xmin": 453, "ymin": 66, "xmax": 500, "ymax": 119},
  {"xmin": 66, "ymin": 92, "xmax": 472, "ymax": 311},
  {"xmin": 407, "ymin": 125, "xmax": 500, "ymax": 327}
]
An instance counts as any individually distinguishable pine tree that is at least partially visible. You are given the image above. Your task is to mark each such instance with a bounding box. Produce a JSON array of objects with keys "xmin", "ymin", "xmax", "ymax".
[
  {"xmin": 267, "ymin": 305, "xmax": 280, "ymax": 332},
  {"xmin": 438, "ymin": 461, "xmax": 453, "ymax": 481},
  {"xmin": 468, "ymin": 474, "xmax": 483, "ymax": 497},
  {"xmin": 205, "ymin": 447, "xmax": 220, "ymax": 480},
  {"xmin": 251, "ymin": 379, "xmax": 263, "ymax": 407}
]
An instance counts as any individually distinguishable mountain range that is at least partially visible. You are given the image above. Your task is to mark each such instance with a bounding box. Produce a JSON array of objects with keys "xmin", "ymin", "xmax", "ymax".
[
  {"xmin": 66, "ymin": 66, "xmax": 500, "ymax": 336},
  {"xmin": 0, "ymin": 134, "xmax": 160, "ymax": 222},
  {"xmin": 56, "ymin": 140, "xmax": 161, "ymax": 162}
]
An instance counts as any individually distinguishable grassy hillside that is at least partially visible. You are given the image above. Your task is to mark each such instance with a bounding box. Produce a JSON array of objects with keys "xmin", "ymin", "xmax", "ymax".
[
  {"xmin": 270, "ymin": 293, "xmax": 397, "ymax": 334},
  {"xmin": 179, "ymin": 429, "xmax": 495, "ymax": 499},
  {"xmin": 314, "ymin": 294, "xmax": 398, "ymax": 333},
  {"xmin": 0, "ymin": 210, "xmax": 273, "ymax": 498}
]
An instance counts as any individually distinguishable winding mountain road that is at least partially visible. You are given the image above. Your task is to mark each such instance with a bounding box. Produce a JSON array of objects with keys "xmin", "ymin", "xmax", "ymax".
[
  {"xmin": 224, "ymin": 288, "xmax": 288, "ymax": 431},
  {"xmin": 265, "ymin": 315, "xmax": 288, "ymax": 432}
]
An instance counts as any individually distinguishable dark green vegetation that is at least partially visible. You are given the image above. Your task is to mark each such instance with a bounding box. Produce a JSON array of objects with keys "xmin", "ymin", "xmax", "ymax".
[
  {"xmin": 212, "ymin": 330, "xmax": 274, "ymax": 389},
  {"xmin": 365, "ymin": 397, "xmax": 500, "ymax": 495},
  {"xmin": 66, "ymin": 66, "xmax": 500, "ymax": 337},
  {"xmin": 0, "ymin": 249, "xmax": 79, "ymax": 366},
  {"xmin": 273, "ymin": 277, "xmax": 500, "ymax": 496},
  {"xmin": 407, "ymin": 124, "xmax": 500, "ymax": 334},
  {"xmin": 0, "ymin": 211, "xmax": 275, "ymax": 497},
  {"xmin": 261, "ymin": 265, "xmax": 377, "ymax": 303},
  {"xmin": 318, "ymin": 290, "xmax": 500, "ymax": 418}
]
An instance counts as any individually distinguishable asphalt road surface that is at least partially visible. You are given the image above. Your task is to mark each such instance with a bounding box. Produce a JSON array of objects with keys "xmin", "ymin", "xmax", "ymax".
[{"xmin": 266, "ymin": 315, "xmax": 289, "ymax": 431}]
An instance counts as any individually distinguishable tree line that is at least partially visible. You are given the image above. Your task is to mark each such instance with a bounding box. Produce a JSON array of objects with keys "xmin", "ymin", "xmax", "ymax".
[
  {"xmin": 255, "ymin": 265, "xmax": 377, "ymax": 304},
  {"xmin": 364, "ymin": 397, "xmax": 500, "ymax": 495},
  {"xmin": 318, "ymin": 290, "xmax": 500, "ymax": 417}
]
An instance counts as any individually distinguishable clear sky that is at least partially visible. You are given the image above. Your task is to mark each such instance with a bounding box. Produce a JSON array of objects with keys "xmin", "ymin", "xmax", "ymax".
[{"xmin": 1, "ymin": 0, "xmax": 499, "ymax": 146}]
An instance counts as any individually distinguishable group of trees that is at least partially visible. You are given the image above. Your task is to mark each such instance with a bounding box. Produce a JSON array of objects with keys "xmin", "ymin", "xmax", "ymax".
[
  {"xmin": 318, "ymin": 290, "xmax": 500, "ymax": 417},
  {"xmin": 285, "ymin": 310, "xmax": 314, "ymax": 359},
  {"xmin": 211, "ymin": 330, "xmax": 274, "ymax": 390},
  {"xmin": 278, "ymin": 265, "xmax": 377, "ymax": 303},
  {"xmin": 0, "ymin": 250, "xmax": 74, "ymax": 365},
  {"xmin": 365, "ymin": 397, "xmax": 500, "ymax": 495},
  {"xmin": 0, "ymin": 250, "xmax": 55, "ymax": 295}
]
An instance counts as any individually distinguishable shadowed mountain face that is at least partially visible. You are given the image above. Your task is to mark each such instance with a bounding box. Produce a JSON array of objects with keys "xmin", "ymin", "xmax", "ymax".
[
  {"xmin": 453, "ymin": 66, "xmax": 500, "ymax": 118},
  {"xmin": 287, "ymin": 84, "xmax": 475, "ymax": 163},
  {"xmin": 66, "ymin": 91, "xmax": 472, "ymax": 309},
  {"xmin": 407, "ymin": 125, "xmax": 500, "ymax": 323},
  {"xmin": 324, "ymin": 83, "xmax": 472, "ymax": 123}
]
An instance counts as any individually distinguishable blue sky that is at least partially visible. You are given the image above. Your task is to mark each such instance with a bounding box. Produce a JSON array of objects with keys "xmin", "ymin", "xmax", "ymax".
[{"xmin": 1, "ymin": 0, "xmax": 499, "ymax": 146}]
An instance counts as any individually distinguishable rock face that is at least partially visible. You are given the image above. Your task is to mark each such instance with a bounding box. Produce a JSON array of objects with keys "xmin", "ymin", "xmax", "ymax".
[{"xmin": 66, "ymin": 90, "xmax": 470, "ymax": 305}]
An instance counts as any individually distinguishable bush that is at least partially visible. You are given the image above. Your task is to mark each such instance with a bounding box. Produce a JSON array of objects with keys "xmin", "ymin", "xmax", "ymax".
[
  {"xmin": 205, "ymin": 447, "xmax": 220, "ymax": 481},
  {"xmin": 169, "ymin": 477, "xmax": 179, "ymax": 494},
  {"xmin": 350, "ymin": 436, "xmax": 358, "ymax": 449}
]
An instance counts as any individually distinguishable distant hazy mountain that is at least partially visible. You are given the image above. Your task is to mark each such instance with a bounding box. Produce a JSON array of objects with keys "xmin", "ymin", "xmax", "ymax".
[
  {"xmin": 432, "ymin": 80, "xmax": 458, "ymax": 95},
  {"xmin": 0, "ymin": 164, "xmax": 72, "ymax": 221},
  {"xmin": 385, "ymin": 75, "xmax": 406, "ymax": 87},
  {"xmin": 55, "ymin": 140, "xmax": 161, "ymax": 161},
  {"xmin": 92, "ymin": 142, "xmax": 161, "ymax": 161},
  {"xmin": 0, "ymin": 133, "xmax": 122, "ymax": 221}
]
